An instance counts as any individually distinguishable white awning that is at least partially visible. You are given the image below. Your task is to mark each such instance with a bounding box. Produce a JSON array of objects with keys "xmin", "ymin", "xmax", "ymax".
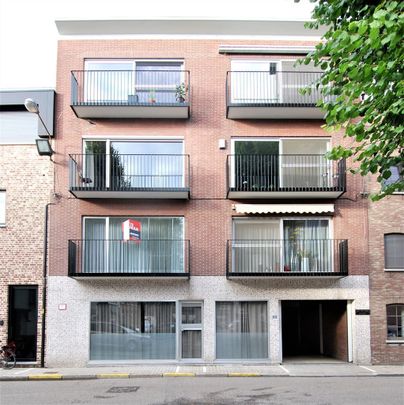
[{"xmin": 234, "ymin": 204, "xmax": 334, "ymax": 215}]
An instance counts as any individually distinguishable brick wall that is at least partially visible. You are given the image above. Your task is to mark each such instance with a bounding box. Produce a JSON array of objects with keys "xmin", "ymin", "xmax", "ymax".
[
  {"xmin": 368, "ymin": 176, "xmax": 404, "ymax": 364},
  {"xmin": 0, "ymin": 144, "xmax": 53, "ymax": 363},
  {"xmin": 50, "ymin": 39, "xmax": 370, "ymax": 281}
]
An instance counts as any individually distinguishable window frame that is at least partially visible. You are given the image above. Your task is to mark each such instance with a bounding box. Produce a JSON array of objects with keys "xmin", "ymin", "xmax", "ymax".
[
  {"xmin": 0, "ymin": 190, "xmax": 5, "ymax": 227},
  {"xmin": 215, "ymin": 300, "xmax": 269, "ymax": 361},
  {"xmin": 386, "ymin": 304, "xmax": 404, "ymax": 343},
  {"xmin": 384, "ymin": 233, "xmax": 404, "ymax": 271}
]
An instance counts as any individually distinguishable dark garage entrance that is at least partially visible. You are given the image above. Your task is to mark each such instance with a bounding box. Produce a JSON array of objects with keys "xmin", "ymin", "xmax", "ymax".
[{"xmin": 281, "ymin": 300, "xmax": 349, "ymax": 362}]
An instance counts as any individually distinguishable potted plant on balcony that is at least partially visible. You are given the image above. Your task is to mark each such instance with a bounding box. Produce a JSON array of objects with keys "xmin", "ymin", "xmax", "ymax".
[
  {"xmin": 297, "ymin": 249, "xmax": 312, "ymax": 272},
  {"xmin": 175, "ymin": 83, "xmax": 187, "ymax": 103},
  {"xmin": 148, "ymin": 90, "xmax": 157, "ymax": 104}
]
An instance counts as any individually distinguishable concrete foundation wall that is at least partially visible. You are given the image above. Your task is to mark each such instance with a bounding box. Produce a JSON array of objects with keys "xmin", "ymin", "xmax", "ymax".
[{"xmin": 46, "ymin": 275, "xmax": 370, "ymax": 367}]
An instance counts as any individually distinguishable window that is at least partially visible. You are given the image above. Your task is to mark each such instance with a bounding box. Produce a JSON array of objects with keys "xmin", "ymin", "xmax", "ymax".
[
  {"xmin": 83, "ymin": 216, "xmax": 184, "ymax": 274},
  {"xmin": 384, "ymin": 234, "xmax": 404, "ymax": 270},
  {"xmin": 232, "ymin": 218, "xmax": 331, "ymax": 273},
  {"xmin": 216, "ymin": 301, "xmax": 268, "ymax": 359},
  {"xmin": 90, "ymin": 302, "xmax": 176, "ymax": 360},
  {"xmin": 383, "ymin": 165, "xmax": 403, "ymax": 189},
  {"xmin": 83, "ymin": 139, "xmax": 184, "ymax": 189},
  {"xmin": 0, "ymin": 191, "xmax": 5, "ymax": 226},
  {"xmin": 84, "ymin": 59, "xmax": 184, "ymax": 104},
  {"xmin": 387, "ymin": 304, "xmax": 404, "ymax": 341},
  {"xmin": 231, "ymin": 138, "xmax": 335, "ymax": 190}
]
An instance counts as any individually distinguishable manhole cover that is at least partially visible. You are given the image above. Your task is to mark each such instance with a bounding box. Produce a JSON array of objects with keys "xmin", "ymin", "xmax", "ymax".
[{"xmin": 107, "ymin": 386, "xmax": 140, "ymax": 394}]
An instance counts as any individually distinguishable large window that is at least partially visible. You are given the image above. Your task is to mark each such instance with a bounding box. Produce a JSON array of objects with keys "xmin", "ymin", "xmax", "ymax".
[
  {"xmin": 384, "ymin": 234, "xmax": 404, "ymax": 270},
  {"xmin": 83, "ymin": 216, "xmax": 184, "ymax": 274},
  {"xmin": 0, "ymin": 191, "xmax": 5, "ymax": 226},
  {"xmin": 231, "ymin": 138, "xmax": 333, "ymax": 190},
  {"xmin": 83, "ymin": 139, "xmax": 184, "ymax": 189},
  {"xmin": 84, "ymin": 60, "xmax": 184, "ymax": 104},
  {"xmin": 90, "ymin": 302, "xmax": 176, "ymax": 360},
  {"xmin": 216, "ymin": 301, "xmax": 268, "ymax": 359},
  {"xmin": 387, "ymin": 304, "xmax": 404, "ymax": 341},
  {"xmin": 232, "ymin": 218, "xmax": 331, "ymax": 273}
]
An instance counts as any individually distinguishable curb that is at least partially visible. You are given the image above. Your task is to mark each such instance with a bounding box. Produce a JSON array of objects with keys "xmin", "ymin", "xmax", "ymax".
[{"xmin": 1, "ymin": 372, "xmax": 404, "ymax": 382}]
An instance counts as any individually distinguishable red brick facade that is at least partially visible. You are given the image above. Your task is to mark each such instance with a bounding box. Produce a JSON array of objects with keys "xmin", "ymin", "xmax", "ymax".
[{"xmin": 47, "ymin": 38, "xmax": 403, "ymax": 364}]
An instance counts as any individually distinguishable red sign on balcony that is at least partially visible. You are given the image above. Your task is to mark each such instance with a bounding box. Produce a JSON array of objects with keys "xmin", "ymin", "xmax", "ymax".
[{"xmin": 122, "ymin": 219, "xmax": 141, "ymax": 241}]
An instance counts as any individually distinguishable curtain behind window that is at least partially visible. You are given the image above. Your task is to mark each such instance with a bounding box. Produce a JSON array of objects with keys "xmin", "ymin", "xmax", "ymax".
[
  {"xmin": 216, "ymin": 301, "xmax": 268, "ymax": 359},
  {"xmin": 84, "ymin": 217, "xmax": 183, "ymax": 274},
  {"xmin": 90, "ymin": 302, "xmax": 176, "ymax": 360},
  {"xmin": 283, "ymin": 220, "xmax": 329, "ymax": 272},
  {"xmin": 233, "ymin": 221, "xmax": 280, "ymax": 273}
]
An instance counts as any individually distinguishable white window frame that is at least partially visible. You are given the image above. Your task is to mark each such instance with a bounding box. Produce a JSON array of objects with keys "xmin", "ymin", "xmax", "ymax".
[
  {"xmin": 82, "ymin": 137, "xmax": 185, "ymax": 189},
  {"xmin": 84, "ymin": 59, "xmax": 185, "ymax": 103},
  {"xmin": 82, "ymin": 216, "xmax": 185, "ymax": 274},
  {"xmin": 384, "ymin": 233, "xmax": 404, "ymax": 272},
  {"xmin": 232, "ymin": 217, "xmax": 333, "ymax": 273},
  {"xmin": 230, "ymin": 137, "xmax": 331, "ymax": 189},
  {"xmin": 0, "ymin": 190, "xmax": 5, "ymax": 227}
]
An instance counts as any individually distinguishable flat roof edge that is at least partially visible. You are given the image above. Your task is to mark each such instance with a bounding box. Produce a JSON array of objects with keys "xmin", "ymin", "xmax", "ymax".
[{"xmin": 55, "ymin": 19, "xmax": 326, "ymax": 37}]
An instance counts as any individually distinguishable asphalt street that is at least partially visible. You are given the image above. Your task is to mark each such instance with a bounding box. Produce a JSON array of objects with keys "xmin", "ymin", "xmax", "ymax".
[{"xmin": 1, "ymin": 376, "xmax": 403, "ymax": 405}]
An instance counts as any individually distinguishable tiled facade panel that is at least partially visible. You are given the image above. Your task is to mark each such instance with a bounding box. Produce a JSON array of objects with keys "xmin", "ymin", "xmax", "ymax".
[
  {"xmin": 0, "ymin": 145, "xmax": 53, "ymax": 363},
  {"xmin": 368, "ymin": 176, "xmax": 404, "ymax": 364}
]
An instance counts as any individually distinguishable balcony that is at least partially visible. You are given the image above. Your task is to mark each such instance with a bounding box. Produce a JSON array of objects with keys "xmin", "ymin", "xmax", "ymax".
[
  {"xmin": 226, "ymin": 71, "xmax": 327, "ymax": 119},
  {"xmin": 71, "ymin": 70, "xmax": 190, "ymax": 119},
  {"xmin": 227, "ymin": 155, "xmax": 346, "ymax": 199},
  {"xmin": 68, "ymin": 239, "xmax": 190, "ymax": 278},
  {"xmin": 69, "ymin": 154, "xmax": 190, "ymax": 199},
  {"xmin": 226, "ymin": 239, "xmax": 348, "ymax": 278}
]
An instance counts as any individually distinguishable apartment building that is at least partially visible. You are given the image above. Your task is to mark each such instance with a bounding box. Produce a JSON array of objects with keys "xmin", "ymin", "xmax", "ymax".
[
  {"xmin": 45, "ymin": 19, "xmax": 377, "ymax": 367},
  {"xmin": 0, "ymin": 89, "xmax": 55, "ymax": 365}
]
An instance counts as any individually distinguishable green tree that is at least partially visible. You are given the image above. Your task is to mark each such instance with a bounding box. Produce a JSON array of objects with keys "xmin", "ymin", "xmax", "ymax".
[{"xmin": 302, "ymin": 0, "xmax": 403, "ymax": 199}]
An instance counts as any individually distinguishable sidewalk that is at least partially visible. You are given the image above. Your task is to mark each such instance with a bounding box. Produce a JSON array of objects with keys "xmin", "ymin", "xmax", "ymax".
[{"xmin": 1, "ymin": 363, "xmax": 403, "ymax": 381}]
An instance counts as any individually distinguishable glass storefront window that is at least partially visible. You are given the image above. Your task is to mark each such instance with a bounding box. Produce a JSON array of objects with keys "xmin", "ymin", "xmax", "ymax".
[{"xmin": 90, "ymin": 302, "xmax": 176, "ymax": 360}]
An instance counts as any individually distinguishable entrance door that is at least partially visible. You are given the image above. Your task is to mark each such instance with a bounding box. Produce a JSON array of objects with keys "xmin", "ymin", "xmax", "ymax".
[
  {"xmin": 180, "ymin": 302, "xmax": 202, "ymax": 360},
  {"xmin": 8, "ymin": 286, "xmax": 38, "ymax": 361},
  {"xmin": 231, "ymin": 61, "xmax": 279, "ymax": 103}
]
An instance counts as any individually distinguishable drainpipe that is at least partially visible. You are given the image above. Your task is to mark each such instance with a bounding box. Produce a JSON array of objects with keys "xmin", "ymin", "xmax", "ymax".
[{"xmin": 41, "ymin": 202, "xmax": 54, "ymax": 368}]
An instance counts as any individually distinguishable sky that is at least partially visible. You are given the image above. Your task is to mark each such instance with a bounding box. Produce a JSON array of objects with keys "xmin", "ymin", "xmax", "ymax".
[{"xmin": 0, "ymin": 0, "xmax": 315, "ymax": 90}]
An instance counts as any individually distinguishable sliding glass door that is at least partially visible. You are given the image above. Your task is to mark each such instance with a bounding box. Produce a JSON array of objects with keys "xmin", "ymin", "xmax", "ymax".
[
  {"xmin": 83, "ymin": 217, "xmax": 184, "ymax": 274},
  {"xmin": 233, "ymin": 140, "xmax": 279, "ymax": 191},
  {"xmin": 83, "ymin": 139, "xmax": 184, "ymax": 190}
]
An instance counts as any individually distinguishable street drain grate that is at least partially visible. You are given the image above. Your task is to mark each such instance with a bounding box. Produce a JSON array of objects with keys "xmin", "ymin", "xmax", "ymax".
[{"xmin": 107, "ymin": 386, "xmax": 140, "ymax": 394}]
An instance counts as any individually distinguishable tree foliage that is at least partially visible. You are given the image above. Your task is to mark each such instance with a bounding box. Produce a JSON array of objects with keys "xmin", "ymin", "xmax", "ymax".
[{"xmin": 303, "ymin": 0, "xmax": 404, "ymax": 199}]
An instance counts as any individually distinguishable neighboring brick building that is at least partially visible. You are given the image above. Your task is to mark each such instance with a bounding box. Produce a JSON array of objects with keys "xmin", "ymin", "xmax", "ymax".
[
  {"xmin": 367, "ymin": 175, "xmax": 404, "ymax": 364},
  {"xmin": 42, "ymin": 18, "xmax": 402, "ymax": 367},
  {"xmin": 0, "ymin": 90, "xmax": 55, "ymax": 365}
]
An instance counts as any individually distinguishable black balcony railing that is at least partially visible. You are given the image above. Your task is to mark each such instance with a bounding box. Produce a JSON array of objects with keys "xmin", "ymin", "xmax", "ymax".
[
  {"xmin": 226, "ymin": 71, "xmax": 328, "ymax": 106},
  {"xmin": 226, "ymin": 239, "xmax": 348, "ymax": 277},
  {"xmin": 68, "ymin": 239, "xmax": 190, "ymax": 277},
  {"xmin": 227, "ymin": 155, "xmax": 346, "ymax": 194},
  {"xmin": 71, "ymin": 70, "xmax": 190, "ymax": 106},
  {"xmin": 69, "ymin": 153, "xmax": 190, "ymax": 193}
]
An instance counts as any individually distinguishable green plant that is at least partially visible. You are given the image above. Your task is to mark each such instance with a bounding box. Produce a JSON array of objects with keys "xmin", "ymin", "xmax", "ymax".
[{"xmin": 175, "ymin": 83, "xmax": 187, "ymax": 102}]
